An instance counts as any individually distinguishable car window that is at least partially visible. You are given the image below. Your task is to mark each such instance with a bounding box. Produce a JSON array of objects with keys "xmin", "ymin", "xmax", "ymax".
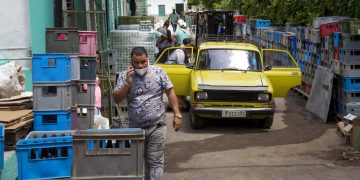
[
  {"xmin": 263, "ymin": 51, "xmax": 297, "ymax": 67},
  {"xmin": 197, "ymin": 49, "xmax": 262, "ymax": 71}
]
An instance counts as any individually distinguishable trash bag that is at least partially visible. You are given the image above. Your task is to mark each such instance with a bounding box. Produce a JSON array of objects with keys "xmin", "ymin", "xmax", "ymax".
[
  {"xmin": 94, "ymin": 115, "xmax": 110, "ymax": 129},
  {"xmin": 0, "ymin": 62, "xmax": 23, "ymax": 98}
]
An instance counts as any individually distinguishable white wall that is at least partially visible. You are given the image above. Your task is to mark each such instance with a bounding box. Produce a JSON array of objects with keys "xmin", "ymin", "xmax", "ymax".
[
  {"xmin": 147, "ymin": 0, "xmax": 187, "ymax": 16},
  {"xmin": 0, "ymin": 0, "xmax": 31, "ymax": 60}
]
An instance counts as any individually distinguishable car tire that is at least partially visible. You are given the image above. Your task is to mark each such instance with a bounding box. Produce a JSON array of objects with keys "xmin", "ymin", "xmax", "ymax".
[
  {"xmin": 190, "ymin": 109, "xmax": 205, "ymax": 129},
  {"xmin": 258, "ymin": 115, "xmax": 274, "ymax": 129}
]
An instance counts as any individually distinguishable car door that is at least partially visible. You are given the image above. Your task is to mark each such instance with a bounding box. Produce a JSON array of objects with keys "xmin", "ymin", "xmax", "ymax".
[
  {"xmin": 154, "ymin": 47, "xmax": 193, "ymax": 96},
  {"xmin": 262, "ymin": 49, "xmax": 301, "ymax": 97}
]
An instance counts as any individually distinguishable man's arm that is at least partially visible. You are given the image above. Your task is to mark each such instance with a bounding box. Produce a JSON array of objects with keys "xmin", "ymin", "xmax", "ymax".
[
  {"xmin": 112, "ymin": 85, "xmax": 129, "ymax": 104},
  {"xmin": 165, "ymin": 88, "xmax": 182, "ymax": 131},
  {"xmin": 112, "ymin": 66, "xmax": 133, "ymax": 104}
]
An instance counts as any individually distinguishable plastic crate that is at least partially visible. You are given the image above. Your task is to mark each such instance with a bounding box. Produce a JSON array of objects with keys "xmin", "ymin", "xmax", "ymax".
[
  {"xmin": 346, "ymin": 102, "xmax": 360, "ymax": 116},
  {"xmin": 32, "ymin": 54, "xmax": 71, "ymax": 82},
  {"xmin": 320, "ymin": 22, "xmax": 340, "ymax": 37},
  {"xmin": 71, "ymin": 80, "xmax": 95, "ymax": 106},
  {"xmin": 34, "ymin": 110, "xmax": 72, "ymax": 131},
  {"xmin": 341, "ymin": 34, "xmax": 360, "ymax": 49},
  {"xmin": 350, "ymin": 21, "xmax": 360, "ymax": 35},
  {"xmin": 336, "ymin": 87, "xmax": 360, "ymax": 103},
  {"xmin": 76, "ymin": 105, "xmax": 95, "ymax": 130},
  {"xmin": 339, "ymin": 18, "xmax": 359, "ymax": 33},
  {"xmin": 255, "ymin": 19, "xmax": 270, "ymax": 28},
  {"xmin": 46, "ymin": 27, "xmax": 79, "ymax": 54},
  {"xmin": 79, "ymin": 31, "xmax": 98, "ymax": 56},
  {"xmin": 0, "ymin": 124, "xmax": 3, "ymax": 170},
  {"xmin": 234, "ymin": 15, "xmax": 246, "ymax": 23},
  {"xmin": 339, "ymin": 49, "xmax": 360, "ymax": 64},
  {"xmin": 33, "ymin": 82, "xmax": 71, "ymax": 111},
  {"xmin": 333, "ymin": 32, "xmax": 341, "ymax": 48},
  {"xmin": 16, "ymin": 131, "xmax": 73, "ymax": 180},
  {"xmin": 70, "ymin": 55, "xmax": 80, "ymax": 80},
  {"xmin": 339, "ymin": 63, "xmax": 360, "ymax": 77},
  {"xmin": 339, "ymin": 76, "xmax": 360, "ymax": 91},
  {"xmin": 80, "ymin": 56, "xmax": 96, "ymax": 80},
  {"xmin": 72, "ymin": 129, "xmax": 145, "ymax": 179}
]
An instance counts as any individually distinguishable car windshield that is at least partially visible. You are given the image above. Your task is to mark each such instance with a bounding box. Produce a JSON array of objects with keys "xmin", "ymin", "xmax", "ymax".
[{"xmin": 197, "ymin": 49, "xmax": 262, "ymax": 71}]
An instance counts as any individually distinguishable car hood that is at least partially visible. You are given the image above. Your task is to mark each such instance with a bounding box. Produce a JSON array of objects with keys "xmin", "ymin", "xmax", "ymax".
[{"xmin": 195, "ymin": 70, "xmax": 269, "ymax": 87}]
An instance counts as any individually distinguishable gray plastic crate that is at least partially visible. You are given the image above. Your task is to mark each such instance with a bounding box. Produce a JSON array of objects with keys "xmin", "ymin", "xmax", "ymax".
[
  {"xmin": 71, "ymin": 80, "xmax": 95, "ymax": 106},
  {"xmin": 46, "ymin": 28, "xmax": 79, "ymax": 54},
  {"xmin": 33, "ymin": 82, "xmax": 71, "ymax": 111},
  {"xmin": 71, "ymin": 55, "xmax": 80, "ymax": 80},
  {"xmin": 346, "ymin": 102, "xmax": 360, "ymax": 116},
  {"xmin": 340, "ymin": 49, "xmax": 360, "ymax": 64},
  {"xmin": 341, "ymin": 34, "xmax": 360, "ymax": 49},
  {"xmin": 72, "ymin": 129, "xmax": 145, "ymax": 179},
  {"xmin": 339, "ymin": 88, "xmax": 360, "ymax": 103},
  {"xmin": 339, "ymin": 63, "xmax": 360, "ymax": 77},
  {"xmin": 76, "ymin": 105, "xmax": 95, "ymax": 130},
  {"xmin": 80, "ymin": 56, "xmax": 96, "ymax": 80},
  {"xmin": 25, "ymin": 130, "xmax": 75, "ymax": 139}
]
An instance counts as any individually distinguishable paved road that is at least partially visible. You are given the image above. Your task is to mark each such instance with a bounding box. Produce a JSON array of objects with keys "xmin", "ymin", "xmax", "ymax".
[{"xmin": 163, "ymin": 91, "xmax": 360, "ymax": 180}]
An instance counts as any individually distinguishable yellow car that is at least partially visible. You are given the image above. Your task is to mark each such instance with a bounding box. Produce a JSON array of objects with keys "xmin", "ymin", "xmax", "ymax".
[{"xmin": 155, "ymin": 42, "xmax": 301, "ymax": 129}]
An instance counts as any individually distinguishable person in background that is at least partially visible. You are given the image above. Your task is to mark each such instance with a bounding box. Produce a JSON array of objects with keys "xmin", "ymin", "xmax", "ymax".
[
  {"xmin": 130, "ymin": 0, "xmax": 136, "ymax": 16},
  {"xmin": 169, "ymin": 8, "xmax": 179, "ymax": 32},
  {"xmin": 95, "ymin": 75, "xmax": 102, "ymax": 116},
  {"xmin": 112, "ymin": 47, "xmax": 182, "ymax": 180},
  {"xmin": 175, "ymin": 21, "xmax": 190, "ymax": 46}
]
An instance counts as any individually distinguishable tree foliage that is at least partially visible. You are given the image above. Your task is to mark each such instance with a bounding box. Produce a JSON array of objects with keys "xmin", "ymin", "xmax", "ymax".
[{"xmin": 193, "ymin": 0, "xmax": 360, "ymax": 26}]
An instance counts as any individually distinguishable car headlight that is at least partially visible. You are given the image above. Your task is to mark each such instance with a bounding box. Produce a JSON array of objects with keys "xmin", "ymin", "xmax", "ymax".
[
  {"xmin": 257, "ymin": 93, "xmax": 270, "ymax": 101},
  {"xmin": 196, "ymin": 91, "xmax": 208, "ymax": 100}
]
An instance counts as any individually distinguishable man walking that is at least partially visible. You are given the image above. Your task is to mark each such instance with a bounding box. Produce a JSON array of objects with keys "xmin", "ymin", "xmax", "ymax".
[
  {"xmin": 112, "ymin": 47, "xmax": 182, "ymax": 180},
  {"xmin": 169, "ymin": 8, "xmax": 179, "ymax": 32}
]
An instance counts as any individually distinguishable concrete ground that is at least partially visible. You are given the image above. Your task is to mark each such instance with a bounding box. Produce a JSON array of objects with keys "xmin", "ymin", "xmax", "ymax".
[{"xmin": 163, "ymin": 91, "xmax": 360, "ymax": 180}]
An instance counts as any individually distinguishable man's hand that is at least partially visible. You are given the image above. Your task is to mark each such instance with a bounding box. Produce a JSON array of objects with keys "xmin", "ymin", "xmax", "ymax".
[
  {"xmin": 173, "ymin": 116, "xmax": 182, "ymax": 132},
  {"xmin": 126, "ymin": 65, "xmax": 134, "ymax": 85}
]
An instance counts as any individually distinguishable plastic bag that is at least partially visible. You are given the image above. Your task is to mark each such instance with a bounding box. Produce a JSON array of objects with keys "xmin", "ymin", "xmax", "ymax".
[
  {"xmin": 94, "ymin": 115, "xmax": 110, "ymax": 129},
  {"xmin": 0, "ymin": 62, "xmax": 23, "ymax": 98}
]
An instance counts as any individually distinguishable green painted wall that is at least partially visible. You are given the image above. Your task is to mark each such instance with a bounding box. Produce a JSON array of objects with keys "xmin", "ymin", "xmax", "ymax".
[{"xmin": 28, "ymin": 0, "xmax": 54, "ymax": 54}]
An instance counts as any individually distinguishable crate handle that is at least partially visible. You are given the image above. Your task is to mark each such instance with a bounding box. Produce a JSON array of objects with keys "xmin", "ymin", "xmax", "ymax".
[
  {"xmin": 41, "ymin": 58, "xmax": 57, "ymax": 68},
  {"xmin": 79, "ymin": 35, "xmax": 87, "ymax": 44},
  {"xmin": 85, "ymin": 139, "xmax": 132, "ymax": 155},
  {"xmin": 56, "ymin": 32, "xmax": 69, "ymax": 41},
  {"xmin": 43, "ymin": 115, "xmax": 57, "ymax": 124},
  {"xmin": 42, "ymin": 86, "xmax": 57, "ymax": 96}
]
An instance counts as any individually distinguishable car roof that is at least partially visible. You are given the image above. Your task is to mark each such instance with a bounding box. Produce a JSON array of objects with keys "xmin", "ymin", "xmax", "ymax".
[{"xmin": 199, "ymin": 42, "xmax": 260, "ymax": 52}]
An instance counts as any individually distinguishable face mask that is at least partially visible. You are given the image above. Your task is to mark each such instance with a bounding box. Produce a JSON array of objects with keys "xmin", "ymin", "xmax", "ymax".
[{"xmin": 134, "ymin": 66, "xmax": 149, "ymax": 76}]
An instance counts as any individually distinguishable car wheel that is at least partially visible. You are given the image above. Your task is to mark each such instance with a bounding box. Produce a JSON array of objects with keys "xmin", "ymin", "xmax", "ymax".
[
  {"xmin": 258, "ymin": 115, "xmax": 274, "ymax": 129},
  {"xmin": 190, "ymin": 109, "xmax": 205, "ymax": 129}
]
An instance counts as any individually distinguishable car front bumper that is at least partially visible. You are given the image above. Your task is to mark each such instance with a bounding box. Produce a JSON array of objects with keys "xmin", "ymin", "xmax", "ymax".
[{"xmin": 192, "ymin": 107, "xmax": 274, "ymax": 119}]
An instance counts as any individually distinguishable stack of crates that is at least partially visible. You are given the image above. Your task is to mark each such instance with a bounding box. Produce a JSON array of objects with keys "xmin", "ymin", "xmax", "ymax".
[
  {"xmin": 19, "ymin": 27, "xmax": 98, "ymax": 180},
  {"xmin": 331, "ymin": 31, "xmax": 360, "ymax": 116},
  {"xmin": 233, "ymin": 15, "xmax": 246, "ymax": 37}
]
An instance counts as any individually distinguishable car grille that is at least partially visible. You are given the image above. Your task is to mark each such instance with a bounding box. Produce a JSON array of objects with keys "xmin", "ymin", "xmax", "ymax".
[{"xmin": 205, "ymin": 91, "xmax": 261, "ymax": 102}]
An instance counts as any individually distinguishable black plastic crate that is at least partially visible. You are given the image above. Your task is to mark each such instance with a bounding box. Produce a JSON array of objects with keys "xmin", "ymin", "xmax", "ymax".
[{"xmin": 46, "ymin": 28, "xmax": 79, "ymax": 54}]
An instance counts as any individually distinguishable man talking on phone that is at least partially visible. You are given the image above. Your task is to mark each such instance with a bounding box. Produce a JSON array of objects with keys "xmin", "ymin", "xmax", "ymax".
[{"xmin": 112, "ymin": 46, "xmax": 182, "ymax": 180}]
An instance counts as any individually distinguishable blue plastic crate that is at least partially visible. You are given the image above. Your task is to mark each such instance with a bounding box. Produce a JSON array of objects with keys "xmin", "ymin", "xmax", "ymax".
[
  {"xmin": 0, "ymin": 124, "xmax": 4, "ymax": 170},
  {"xmin": 333, "ymin": 32, "xmax": 341, "ymax": 48},
  {"xmin": 32, "ymin": 54, "xmax": 71, "ymax": 82},
  {"xmin": 34, "ymin": 110, "xmax": 72, "ymax": 131},
  {"xmin": 340, "ymin": 76, "xmax": 360, "ymax": 91},
  {"xmin": 16, "ymin": 131, "xmax": 73, "ymax": 180},
  {"xmin": 255, "ymin": 19, "xmax": 270, "ymax": 28}
]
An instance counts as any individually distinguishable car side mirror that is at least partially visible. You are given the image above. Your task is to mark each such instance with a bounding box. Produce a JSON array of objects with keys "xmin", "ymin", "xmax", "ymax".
[
  {"xmin": 264, "ymin": 65, "xmax": 272, "ymax": 71},
  {"xmin": 186, "ymin": 63, "xmax": 194, "ymax": 69}
]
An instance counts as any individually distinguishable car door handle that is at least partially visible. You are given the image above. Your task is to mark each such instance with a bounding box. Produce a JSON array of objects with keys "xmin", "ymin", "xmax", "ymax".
[{"xmin": 291, "ymin": 72, "xmax": 299, "ymax": 75}]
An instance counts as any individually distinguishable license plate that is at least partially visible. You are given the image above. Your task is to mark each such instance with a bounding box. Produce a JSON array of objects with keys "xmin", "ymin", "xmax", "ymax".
[{"xmin": 222, "ymin": 110, "xmax": 246, "ymax": 118}]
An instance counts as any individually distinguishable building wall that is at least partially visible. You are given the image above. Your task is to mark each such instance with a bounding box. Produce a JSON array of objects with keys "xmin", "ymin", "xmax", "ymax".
[
  {"xmin": 0, "ymin": 0, "xmax": 31, "ymax": 59},
  {"xmin": 147, "ymin": 0, "xmax": 187, "ymax": 16}
]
